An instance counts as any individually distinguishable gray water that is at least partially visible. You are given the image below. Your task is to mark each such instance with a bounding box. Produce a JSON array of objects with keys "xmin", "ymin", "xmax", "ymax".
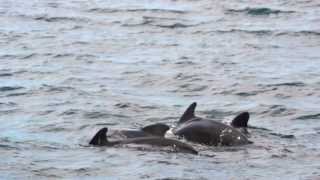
[{"xmin": 1, "ymin": 0, "xmax": 320, "ymax": 179}]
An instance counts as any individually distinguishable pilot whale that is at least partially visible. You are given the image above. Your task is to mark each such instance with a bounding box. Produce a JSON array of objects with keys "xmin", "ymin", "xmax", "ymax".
[
  {"xmin": 108, "ymin": 123, "xmax": 170, "ymax": 140},
  {"xmin": 173, "ymin": 102, "xmax": 252, "ymax": 146},
  {"xmin": 89, "ymin": 127, "xmax": 198, "ymax": 154}
]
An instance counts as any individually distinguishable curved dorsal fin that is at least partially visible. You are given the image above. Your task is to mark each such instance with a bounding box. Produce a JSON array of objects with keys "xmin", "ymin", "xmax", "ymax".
[
  {"xmin": 231, "ymin": 112, "xmax": 249, "ymax": 127},
  {"xmin": 179, "ymin": 102, "xmax": 197, "ymax": 124},
  {"xmin": 89, "ymin": 127, "xmax": 109, "ymax": 146},
  {"xmin": 142, "ymin": 123, "xmax": 170, "ymax": 137}
]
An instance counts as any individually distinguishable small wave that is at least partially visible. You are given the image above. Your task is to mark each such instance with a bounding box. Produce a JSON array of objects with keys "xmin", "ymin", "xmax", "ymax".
[
  {"xmin": 175, "ymin": 60, "xmax": 197, "ymax": 65},
  {"xmin": 275, "ymin": 30, "xmax": 320, "ymax": 36},
  {"xmin": 0, "ymin": 73, "xmax": 13, "ymax": 77},
  {"xmin": 6, "ymin": 93, "xmax": 28, "ymax": 97},
  {"xmin": 40, "ymin": 126, "xmax": 69, "ymax": 132},
  {"xmin": 60, "ymin": 109, "xmax": 81, "ymax": 116},
  {"xmin": 235, "ymin": 91, "xmax": 260, "ymax": 97},
  {"xmin": 83, "ymin": 111, "xmax": 129, "ymax": 119},
  {"xmin": 122, "ymin": 18, "xmax": 199, "ymax": 29},
  {"xmin": 37, "ymin": 110, "xmax": 55, "ymax": 116},
  {"xmin": 201, "ymin": 110, "xmax": 233, "ymax": 120},
  {"xmin": 296, "ymin": 113, "xmax": 320, "ymax": 120},
  {"xmin": 76, "ymin": 54, "xmax": 96, "ymax": 61},
  {"xmin": 0, "ymin": 86, "xmax": 24, "ymax": 92},
  {"xmin": 47, "ymin": 2, "xmax": 59, "ymax": 8},
  {"xmin": 154, "ymin": 23, "xmax": 197, "ymax": 29},
  {"xmin": 143, "ymin": 16, "xmax": 181, "ymax": 21},
  {"xmin": 84, "ymin": 112, "xmax": 110, "ymax": 119},
  {"xmin": 155, "ymin": 178, "xmax": 196, "ymax": 180},
  {"xmin": 266, "ymin": 82, "xmax": 306, "ymax": 87},
  {"xmin": 0, "ymin": 137, "xmax": 20, "ymax": 150},
  {"xmin": 115, "ymin": 103, "xmax": 158, "ymax": 110},
  {"xmin": 0, "ymin": 54, "xmax": 41, "ymax": 60},
  {"xmin": 40, "ymin": 85, "xmax": 75, "ymax": 93},
  {"xmin": 53, "ymin": 53, "xmax": 74, "ymax": 58},
  {"xmin": 32, "ymin": 168, "xmax": 63, "ymax": 178},
  {"xmin": 226, "ymin": 7, "xmax": 295, "ymax": 15},
  {"xmin": 0, "ymin": 102, "xmax": 17, "ymax": 106},
  {"xmin": 0, "ymin": 109, "xmax": 18, "ymax": 115},
  {"xmin": 269, "ymin": 105, "xmax": 289, "ymax": 116},
  {"xmin": 20, "ymin": 53, "xmax": 38, "ymax": 59},
  {"xmin": 149, "ymin": 160, "xmax": 179, "ymax": 165},
  {"xmin": 115, "ymin": 103, "xmax": 131, "ymax": 108},
  {"xmin": 0, "ymin": 144, "xmax": 19, "ymax": 150},
  {"xmin": 216, "ymin": 29, "xmax": 274, "ymax": 36},
  {"xmin": 258, "ymin": 104, "xmax": 294, "ymax": 117},
  {"xmin": 269, "ymin": 133, "xmax": 295, "ymax": 139},
  {"xmin": 172, "ymin": 84, "xmax": 208, "ymax": 93},
  {"xmin": 174, "ymin": 73, "xmax": 200, "ymax": 81},
  {"xmin": 95, "ymin": 122, "xmax": 118, "ymax": 126},
  {"xmin": 33, "ymin": 15, "xmax": 89, "ymax": 23},
  {"xmin": 88, "ymin": 8, "xmax": 187, "ymax": 14},
  {"xmin": 72, "ymin": 41, "xmax": 89, "ymax": 45},
  {"xmin": 144, "ymin": 116, "xmax": 176, "ymax": 124},
  {"xmin": 120, "ymin": 20, "xmax": 147, "ymax": 27},
  {"xmin": 235, "ymin": 88, "xmax": 275, "ymax": 97},
  {"xmin": 0, "ymin": 54, "xmax": 19, "ymax": 59}
]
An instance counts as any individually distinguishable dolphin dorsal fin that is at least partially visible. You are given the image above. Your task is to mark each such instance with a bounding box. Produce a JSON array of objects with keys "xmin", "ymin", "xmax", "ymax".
[
  {"xmin": 179, "ymin": 102, "xmax": 197, "ymax": 124},
  {"xmin": 231, "ymin": 112, "xmax": 250, "ymax": 127},
  {"xmin": 89, "ymin": 127, "xmax": 109, "ymax": 146},
  {"xmin": 142, "ymin": 123, "xmax": 170, "ymax": 137}
]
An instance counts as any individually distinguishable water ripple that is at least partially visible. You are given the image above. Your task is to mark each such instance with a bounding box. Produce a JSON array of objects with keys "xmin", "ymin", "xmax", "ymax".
[
  {"xmin": 201, "ymin": 110, "xmax": 233, "ymax": 120},
  {"xmin": 0, "ymin": 86, "xmax": 24, "ymax": 92},
  {"xmin": 33, "ymin": 15, "xmax": 89, "ymax": 23},
  {"xmin": 215, "ymin": 29, "xmax": 274, "ymax": 35},
  {"xmin": 226, "ymin": 7, "xmax": 296, "ymax": 15},
  {"xmin": 40, "ymin": 85, "xmax": 75, "ymax": 93},
  {"xmin": 154, "ymin": 23, "xmax": 198, "ymax": 29},
  {"xmin": 88, "ymin": 8, "xmax": 187, "ymax": 14},
  {"xmin": 235, "ymin": 90, "xmax": 268, "ymax": 97},
  {"xmin": 296, "ymin": 113, "xmax": 320, "ymax": 120},
  {"xmin": 0, "ymin": 73, "xmax": 13, "ymax": 77},
  {"xmin": 276, "ymin": 30, "xmax": 320, "ymax": 36},
  {"xmin": 258, "ymin": 104, "xmax": 296, "ymax": 117},
  {"xmin": 6, "ymin": 93, "xmax": 28, "ymax": 97},
  {"xmin": 59, "ymin": 109, "xmax": 81, "ymax": 116},
  {"xmin": 265, "ymin": 82, "xmax": 306, "ymax": 87},
  {"xmin": 83, "ymin": 111, "xmax": 129, "ymax": 119},
  {"xmin": 198, "ymin": 29, "xmax": 320, "ymax": 38}
]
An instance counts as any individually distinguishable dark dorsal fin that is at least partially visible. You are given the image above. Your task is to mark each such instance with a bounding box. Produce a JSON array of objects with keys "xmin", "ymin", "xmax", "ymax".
[
  {"xmin": 89, "ymin": 127, "xmax": 109, "ymax": 146},
  {"xmin": 231, "ymin": 112, "xmax": 250, "ymax": 128},
  {"xmin": 142, "ymin": 123, "xmax": 170, "ymax": 137},
  {"xmin": 179, "ymin": 102, "xmax": 197, "ymax": 124}
]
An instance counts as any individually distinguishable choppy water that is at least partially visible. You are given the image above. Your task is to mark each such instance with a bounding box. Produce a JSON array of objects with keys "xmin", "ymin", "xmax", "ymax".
[{"xmin": 1, "ymin": 0, "xmax": 320, "ymax": 179}]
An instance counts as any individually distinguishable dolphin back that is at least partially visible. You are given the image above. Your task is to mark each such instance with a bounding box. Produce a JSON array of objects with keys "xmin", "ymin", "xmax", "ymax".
[
  {"xmin": 120, "ymin": 137, "xmax": 198, "ymax": 154},
  {"xmin": 141, "ymin": 123, "xmax": 170, "ymax": 137},
  {"xmin": 175, "ymin": 119, "xmax": 251, "ymax": 146}
]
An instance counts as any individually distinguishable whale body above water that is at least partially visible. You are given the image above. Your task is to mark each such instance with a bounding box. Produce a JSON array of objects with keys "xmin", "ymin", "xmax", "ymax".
[{"xmin": 173, "ymin": 102, "xmax": 252, "ymax": 146}]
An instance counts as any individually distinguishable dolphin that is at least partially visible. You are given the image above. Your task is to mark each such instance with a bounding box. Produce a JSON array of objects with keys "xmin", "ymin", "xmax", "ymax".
[
  {"xmin": 173, "ymin": 102, "xmax": 252, "ymax": 146},
  {"xmin": 109, "ymin": 123, "xmax": 170, "ymax": 139},
  {"xmin": 89, "ymin": 127, "xmax": 198, "ymax": 155}
]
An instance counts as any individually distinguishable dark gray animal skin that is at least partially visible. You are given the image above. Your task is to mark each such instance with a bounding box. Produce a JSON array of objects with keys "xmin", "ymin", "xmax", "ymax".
[
  {"xmin": 173, "ymin": 102, "xmax": 252, "ymax": 146},
  {"xmin": 89, "ymin": 127, "xmax": 198, "ymax": 155},
  {"xmin": 109, "ymin": 123, "xmax": 170, "ymax": 139}
]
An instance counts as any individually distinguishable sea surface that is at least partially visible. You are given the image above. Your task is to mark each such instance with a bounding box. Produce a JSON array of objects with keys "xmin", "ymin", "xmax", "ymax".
[{"xmin": 0, "ymin": 0, "xmax": 320, "ymax": 179}]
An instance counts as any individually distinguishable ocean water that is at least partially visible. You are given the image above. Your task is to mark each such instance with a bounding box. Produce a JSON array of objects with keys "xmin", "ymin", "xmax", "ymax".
[{"xmin": 0, "ymin": 0, "xmax": 320, "ymax": 179}]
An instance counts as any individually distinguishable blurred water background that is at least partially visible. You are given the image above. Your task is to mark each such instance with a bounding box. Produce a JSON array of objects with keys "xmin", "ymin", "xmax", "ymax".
[{"xmin": 0, "ymin": 0, "xmax": 320, "ymax": 179}]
